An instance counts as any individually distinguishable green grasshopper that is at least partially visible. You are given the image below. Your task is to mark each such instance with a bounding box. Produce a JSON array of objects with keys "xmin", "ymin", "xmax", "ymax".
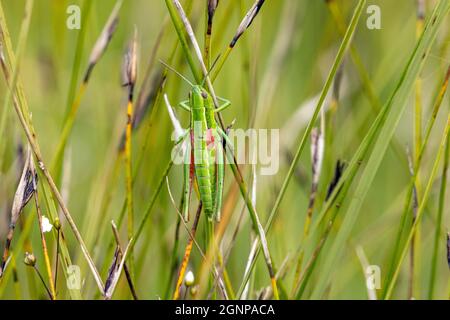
[{"xmin": 169, "ymin": 70, "xmax": 231, "ymax": 222}]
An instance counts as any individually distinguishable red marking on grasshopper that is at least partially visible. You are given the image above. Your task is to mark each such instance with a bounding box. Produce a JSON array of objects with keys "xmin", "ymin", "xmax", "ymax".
[{"xmin": 206, "ymin": 128, "xmax": 215, "ymax": 150}]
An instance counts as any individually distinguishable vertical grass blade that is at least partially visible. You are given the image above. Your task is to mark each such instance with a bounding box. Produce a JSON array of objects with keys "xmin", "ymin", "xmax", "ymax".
[
  {"xmin": 385, "ymin": 116, "xmax": 450, "ymax": 299},
  {"xmin": 428, "ymin": 128, "xmax": 449, "ymax": 299},
  {"xmin": 310, "ymin": 0, "xmax": 450, "ymax": 299}
]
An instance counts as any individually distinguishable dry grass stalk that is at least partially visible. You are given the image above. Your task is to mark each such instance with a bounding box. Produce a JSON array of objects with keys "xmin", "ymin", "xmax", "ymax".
[
  {"xmin": 122, "ymin": 27, "xmax": 138, "ymax": 279},
  {"xmin": 0, "ymin": 147, "xmax": 36, "ymax": 276},
  {"xmin": 173, "ymin": 203, "xmax": 202, "ymax": 300},
  {"xmin": 303, "ymin": 128, "xmax": 324, "ymax": 236},
  {"xmin": 211, "ymin": 0, "xmax": 266, "ymax": 81},
  {"xmin": 103, "ymin": 235, "xmax": 133, "ymax": 300},
  {"xmin": 30, "ymin": 150, "xmax": 56, "ymax": 299},
  {"xmin": 108, "ymin": 221, "xmax": 138, "ymax": 300},
  {"xmin": 85, "ymin": 0, "xmax": 122, "ymax": 81},
  {"xmin": 165, "ymin": 179, "xmax": 229, "ymax": 299},
  {"xmin": 204, "ymin": 0, "xmax": 219, "ymax": 68}
]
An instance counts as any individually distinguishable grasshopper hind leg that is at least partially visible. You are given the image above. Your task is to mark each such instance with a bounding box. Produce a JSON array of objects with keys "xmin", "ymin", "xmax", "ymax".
[
  {"xmin": 182, "ymin": 140, "xmax": 192, "ymax": 221},
  {"xmin": 213, "ymin": 132, "xmax": 225, "ymax": 222}
]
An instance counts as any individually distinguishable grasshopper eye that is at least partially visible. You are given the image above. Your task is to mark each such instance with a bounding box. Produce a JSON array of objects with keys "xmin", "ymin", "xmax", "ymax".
[{"xmin": 201, "ymin": 91, "xmax": 208, "ymax": 99}]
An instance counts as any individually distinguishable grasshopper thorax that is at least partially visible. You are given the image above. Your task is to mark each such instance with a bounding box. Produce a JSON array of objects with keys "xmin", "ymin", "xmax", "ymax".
[{"xmin": 189, "ymin": 85, "xmax": 209, "ymax": 109}]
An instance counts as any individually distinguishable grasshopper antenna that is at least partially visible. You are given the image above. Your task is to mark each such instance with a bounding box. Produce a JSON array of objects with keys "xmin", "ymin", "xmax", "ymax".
[
  {"xmin": 159, "ymin": 60, "xmax": 195, "ymax": 87},
  {"xmin": 201, "ymin": 54, "xmax": 221, "ymax": 87}
]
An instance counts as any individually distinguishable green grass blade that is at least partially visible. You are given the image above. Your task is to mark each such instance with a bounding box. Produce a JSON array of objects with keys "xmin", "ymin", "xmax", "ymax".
[
  {"xmin": 38, "ymin": 173, "xmax": 84, "ymax": 300},
  {"xmin": 382, "ymin": 64, "xmax": 450, "ymax": 299},
  {"xmin": 165, "ymin": 0, "xmax": 202, "ymax": 83},
  {"xmin": 62, "ymin": 0, "xmax": 92, "ymax": 122},
  {"xmin": 0, "ymin": 0, "xmax": 33, "ymax": 169},
  {"xmin": 428, "ymin": 129, "xmax": 449, "ymax": 299},
  {"xmin": 310, "ymin": 0, "xmax": 450, "ymax": 299},
  {"xmin": 385, "ymin": 117, "xmax": 450, "ymax": 299}
]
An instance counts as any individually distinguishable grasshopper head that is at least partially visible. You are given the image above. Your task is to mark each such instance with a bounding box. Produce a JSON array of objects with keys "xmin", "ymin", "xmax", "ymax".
[{"xmin": 190, "ymin": 85, "xmax": 208, "ymax": 109}]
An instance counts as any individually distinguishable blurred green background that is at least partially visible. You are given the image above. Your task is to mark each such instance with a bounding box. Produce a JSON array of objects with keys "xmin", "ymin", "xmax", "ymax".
[{"xmin": 0, "ymin": 0, "xmax": 448, "ymax": 299}]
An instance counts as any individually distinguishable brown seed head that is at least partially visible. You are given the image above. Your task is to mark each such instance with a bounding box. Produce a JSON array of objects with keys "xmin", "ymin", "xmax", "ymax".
[
  {"xmin": 122, "ymin": 27, "xmax": 138, "ymax": 90},
  {"xmin": 231, "ymin": 0, "xmax": 265, "ymax": 47},
  {"xmin": 11, "ymin": 147, "xmax": 36, "ymax": 227},
  {"xmin": 208, "ymin": 0, "xmax": 219, "ymax": 23}
]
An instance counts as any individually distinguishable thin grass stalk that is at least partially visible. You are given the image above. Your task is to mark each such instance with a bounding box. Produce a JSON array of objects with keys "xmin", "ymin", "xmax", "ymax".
[
  {"xmin": 409, "ymin": 0, "xmax": 426, "ymax": 299},
  {"xmin": 165, "ymin": 178, "xmax": 230, "ymax": 299},
  {"xmin": 170, "ymin": 0, "xmax": 220, "ymax": 108},
  {"xmin": 303, "ymin": 128, "xmax": 324, "ymax": 237},
  {"xmin": 415, "ymin": 0, "xmax": 425, "ymax": 166},
  {"xmin": 32, "ymin": 169, "xmax": 56, "ymax": 299},
  {"xmin": 290, "ymin": 128, "xmax": 324, "ymax": 297},
  {"xmin": 210, "ymin": 0, "xmax": 266, "ymax": 82},
  {"xmin": 0, "ymin": 0, "xmax": 33, "ymax": 170},
  {"xmin": 204, "ymin": 0, "xmax": 219, "ymax": 70},
  {"xmin": 165, "ymin": 0, "xmax": 202, "ymax": 83},
  {"xmin": 37, "ymin": 170, "xmax": 83, "ymax": 299},
  {"xmin": 103, "ymin": 236, "xmax": 133, "ymax": 300},
  {"xmin": 173, "ymin": 203, "xmax": 202, "ymax": 300},
  {"xmin": 223, "ymin": 142, "xmax": 279, "ymax": 300},
  {"xmin": 196, "ymin": 169, "xmax": 244, "ymax": 298},
  {"xmin": 24, "ymin": 253, "xmax": 53, "ymax": 300},
  {"xmin": 0, "ymin": 2, "xmax": 33, "ymax": 125},
  {"xmin": 63, "ymin": 0, "xmax": 92, "ymax": 119},
  {"xmin": 53, "ymin": 221, "xmax": 60, "ymax": 290},
  {"xmin": 242, "ymin": 165, "xmax": 258, "ymax": 299},
  {"xmin": 407, "ymin": 147, "xmax": 419, "ymax": 299},
  {"xmin": 197, "ymin": 166, "xmax": 248, "ymax": 299},
  {"xmin": 123, "ymin": 28, "xmax": 138, "ymax": 280},
  {"xmin": 33, "ymin": 200, "xmax": 55, "ymax": 300},
  {"xmin": 294, "ymin": 162, "xmax": 347, "ymax": 299},
  {"xmin": 24, "ymin": 248, "xmax": 38, "ymax": 298},
  {"xmin": 385, "ymin": 116, "xmax": 450, "ymax": 299},
  {"xmin": 110, "ymin": 221, "xmax": 138, "ymax": 300},
  {"xmin": 428, "ymin": 131, "xmax": 449, "ymax": 298},
  {"xmin": 164, "ymin": 199, "xmax": 183, "ymax": 299},
  {"xmin": 291, "ymin": 61, "xmax": 344, "ymax": 296},
  {"xmin": 99, "ymin": 160, "xmax": 174, "ymax": 291},
  {"xmin": 356, "ymin": 246, "xmax": 377, "ymax": 300},
  {"xmin": 205, "ymin": 218, "xmax": 216, "ymax": 298},
  {"xmin": 215, "ymin": 251, "xmax": 235, "ymax": 300},
  {"xmin": 382, "ymin": 65, "xmax": 450, "ymax": 298}
]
